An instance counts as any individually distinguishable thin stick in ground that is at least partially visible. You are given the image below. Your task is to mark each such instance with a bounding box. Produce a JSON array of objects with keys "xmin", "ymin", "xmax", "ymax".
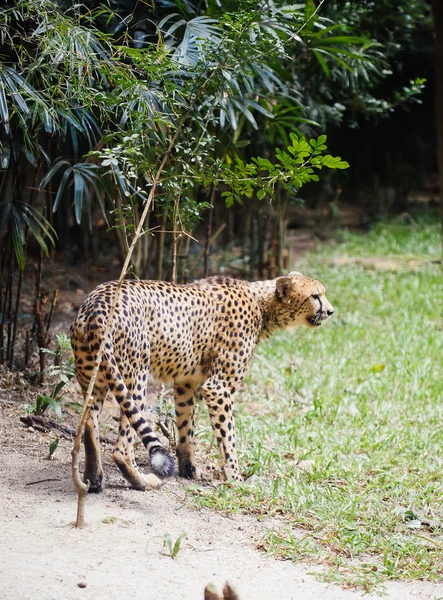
[{"xmin": 72, "ymin": 127, "xmax": 184, "ymax": 528}]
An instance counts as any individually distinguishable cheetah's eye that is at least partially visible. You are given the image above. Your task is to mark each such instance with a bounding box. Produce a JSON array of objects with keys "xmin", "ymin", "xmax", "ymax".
[{"xmin": 312, "ymin": 294, "xmax": 320, "ymax": 300}]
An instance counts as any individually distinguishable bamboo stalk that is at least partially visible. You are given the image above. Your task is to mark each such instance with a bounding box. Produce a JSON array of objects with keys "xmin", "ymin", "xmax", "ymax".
[
  {"xmin": 45, "ymin": 289, "xmax": 59, "ymax": 334},
  {"xmin": 257, "ymin": 203, "xmax": 265, "ymax": 278},
  {"xmin": 31, "ymin": 246, "xmax": 43, "ymax": 342},
  {"xmin": 155, "ymin": 210, "xmax": 166, "ymax": 281},
  {"xmin": 180, "ymin": 234, "xmax": 191, "ymax": 283},
  {"xmin": 204, "ymin": 186, "xmax": 215, "ymax": 278},
  {"xmin": 189, "ymin": 223, "xmax": 226, "ymax": 275},
  {"xmin": 24, "ymin": 330, "xmax": 30, "ymax": 367},
  {"xmin": 0, "ymin": 246, "xmax": 7, "ymax": 365},
  {"xmin": 171, "ymin": 186, "xmax": 183, "ymax": 284},
  {"xmin": 36, "ymin": 293, "xmax": 47, "ymax": 385},
  {"xmin": 5, "ymin": 254, "xmax": 13, "ymax": 365},
  {"xmin": 9, "ymin": 220, "xmax": 30, "ymax": 370},
  {"xmin": 8, "ymin": 265, "xmax": 24, "ymax": 370},
  {"xmin": 33, "ymin": 246, "xmax": 46, "ymax": 383}
]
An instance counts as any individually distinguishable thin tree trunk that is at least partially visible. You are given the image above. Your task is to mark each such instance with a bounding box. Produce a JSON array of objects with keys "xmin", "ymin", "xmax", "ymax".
[
  {"xmin": 46, "ymin": 289, "xmax": 59, "ymax": 334},
  {"xmin": 141, "ymin": 210, "xmax": 150, "ymax": 278},
  {"xmin": 204, "ymin": 186, "xmax": 216, "ymax": 278},
  {"xmin": 180, "ymin": 234, "xmax": 191, "ymax": 283},
  {"xmin": 24, "ymin": 330, "xmax": 30, "ymax": 368},
  {"xmin": 9, "ymin": 219, "xmax": 31, "ymax": 370},
  {"xmin": 171, "ymin": 191, "xmax": 182, "ymax": 283},
  {"xmin": 33, "ymin": 246, "xmax": 46, "ymax": 382},
  {"xmin": 133, "ymin": 204, "xmax": 142, "ymax": 277},
  {"xmin": 242, "ymin": 204, "xmax": 251, "ymax": 278},
  {"xmin": 5, "ymin": 262, "xmax": 13, "ymax": 365},
  {"xmin": 227, "ymin": 207, "xmax": 234, "ymax": 243},
  {"xmin": 113, "ymin": 192, "xmax": 130, "ymax": 266},
  {"xmin": 257, "ymin": 202, "xmax": 266, "ymax": 278},
  {"xmin": 3, "ymin": 251, "xmax": 13, "ymax": 365},
  {"xmin": 36, "ymin": 294, "xmax": 47, "ymax": 385},
  {"xmin": 32, "ymin": 246, "xmax": 43, "ymax": 340},
  {"xmin": 8, "ymin": 264, "xmax": 23, "ymax": 370},
  {"xmin": 156, "ymin": 210, "xmax": 167, "ymax": 281},
  {"xmin": 0, "ymin": 245, "xmax": 5, "ymax": 365},
  {"xmin": 250, "ymin": 211, "xmax": 258, "ymax": 281},
  {"xmin": 276, "ymin": 187, "xmax": 288, "ymax": 274}
]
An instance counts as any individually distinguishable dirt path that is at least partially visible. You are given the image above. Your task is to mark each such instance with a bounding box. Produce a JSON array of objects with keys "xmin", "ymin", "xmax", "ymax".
[{"xmin": 1, "ymin": 402, "xmax": 443, "ymax": 600}]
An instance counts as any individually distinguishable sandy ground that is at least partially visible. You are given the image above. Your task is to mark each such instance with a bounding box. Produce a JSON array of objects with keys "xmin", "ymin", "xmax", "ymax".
[{"xmin": 1, "ymin": 399, "xmax": 443, "ymax": 600}]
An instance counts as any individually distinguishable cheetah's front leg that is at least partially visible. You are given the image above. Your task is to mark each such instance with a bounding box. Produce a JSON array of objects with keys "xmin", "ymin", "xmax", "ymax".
[{"xmin": 200, "ymin": 378, "xmax": 242, "ymax": 482}]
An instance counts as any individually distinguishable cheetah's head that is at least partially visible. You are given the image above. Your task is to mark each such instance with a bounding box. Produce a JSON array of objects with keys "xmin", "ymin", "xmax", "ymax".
[{"xmin": 275, "ymin": 272, "xmax": 334, "ymax": 329}]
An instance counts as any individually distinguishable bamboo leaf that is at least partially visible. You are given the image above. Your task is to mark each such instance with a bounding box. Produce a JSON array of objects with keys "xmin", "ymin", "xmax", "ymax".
[
  {"xmin": 73, "ymin": 170, "xmax": 86, "ymax": 224},
  {"xmin": 40, "ymin": 160, "xmax": 71, "ymax": 192},
  {"xmin": 53, "ymin": 167, "xmax": 73, "ymax": 212}
]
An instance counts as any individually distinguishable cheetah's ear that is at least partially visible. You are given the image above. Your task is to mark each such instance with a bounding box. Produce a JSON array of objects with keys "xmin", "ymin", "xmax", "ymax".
[
  {"xmin": 288, "ymin": 271, "xmax": 303, "ymax": 277},
  {"xmin": 275, "ymin": 277, "xmax": 294, "ymax": 304}
]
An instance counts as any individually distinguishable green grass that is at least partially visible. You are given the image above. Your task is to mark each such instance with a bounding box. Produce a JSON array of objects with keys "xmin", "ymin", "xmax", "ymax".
[{"xmin": 192, "ymin": 220, "xmax": 443, "ymax": 591}]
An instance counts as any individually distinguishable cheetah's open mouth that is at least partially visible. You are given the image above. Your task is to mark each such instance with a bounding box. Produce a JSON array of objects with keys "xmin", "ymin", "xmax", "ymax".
[{"xmin": 307, "ymin": 314, "xmax": 322, "ymax": 327}]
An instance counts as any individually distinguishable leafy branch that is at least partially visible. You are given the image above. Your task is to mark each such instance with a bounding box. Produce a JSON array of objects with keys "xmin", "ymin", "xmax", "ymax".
[{"xmin": 218, "ymin": 133, "xmax": 349, "ymax": 207}]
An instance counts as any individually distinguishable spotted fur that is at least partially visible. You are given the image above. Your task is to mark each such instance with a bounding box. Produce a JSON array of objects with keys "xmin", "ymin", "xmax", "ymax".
[{"xmin": 70, "ymin": 272, "xmax": 334, "ymax": 490}]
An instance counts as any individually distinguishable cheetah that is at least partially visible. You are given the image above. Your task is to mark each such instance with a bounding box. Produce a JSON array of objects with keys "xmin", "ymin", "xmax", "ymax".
[{"xmin": 70, "ymin": 272, "xmax": 334, "ymax": 491}]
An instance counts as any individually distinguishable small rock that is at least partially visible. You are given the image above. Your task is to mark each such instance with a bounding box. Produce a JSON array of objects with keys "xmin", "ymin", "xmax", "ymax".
[
  {"xmin": 77, "ymin": 582, "xmax": 87, "ymax": 589},
  {"xmin": 146, "ymin": 520, "xmax": 153, "ymax": 527},
  {"xmin": 27, "ymin": 427, "xmax": 35, "ymax": 433}
]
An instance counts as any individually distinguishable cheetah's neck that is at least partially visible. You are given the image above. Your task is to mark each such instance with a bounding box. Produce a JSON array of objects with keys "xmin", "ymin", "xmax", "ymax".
[{"xmin": 248, "ymin": 280, "xmax": 285, "ymax": 339}]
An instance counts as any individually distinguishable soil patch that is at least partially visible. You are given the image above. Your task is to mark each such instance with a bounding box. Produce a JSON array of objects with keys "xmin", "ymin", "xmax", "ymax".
[{"xmin": 1, "ymin": 399, "xmax": 443, "ymax": 600}]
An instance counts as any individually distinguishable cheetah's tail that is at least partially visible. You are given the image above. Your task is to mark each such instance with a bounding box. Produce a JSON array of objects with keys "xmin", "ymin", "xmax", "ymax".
[{"xmin": 101, "ymin": 351, "xmax": 175, "ymax": 478}]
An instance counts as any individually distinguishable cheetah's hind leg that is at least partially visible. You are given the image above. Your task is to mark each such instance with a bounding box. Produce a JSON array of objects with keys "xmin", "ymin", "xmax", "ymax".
[
  {"xmin": 81, "ymin": 383, "xmax": 106, "ymax": 493},
  {"xmin": 112, "ymin": 414, "xmax": 161, "ymax": 490}
]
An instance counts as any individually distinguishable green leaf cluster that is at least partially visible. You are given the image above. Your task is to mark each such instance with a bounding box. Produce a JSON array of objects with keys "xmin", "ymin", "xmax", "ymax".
[{"xmin": 221, "ymin": 133, "xmax": 349, "ymax": 207}]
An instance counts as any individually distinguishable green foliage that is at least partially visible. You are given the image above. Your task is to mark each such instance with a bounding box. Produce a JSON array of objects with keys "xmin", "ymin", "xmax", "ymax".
[
  {"xmin": 48, "ymin": 438, "xmax": 59, "ymax": 459},
  {"xmin": 39, "ymin": 161, "xmax": 109, "ymax": 228},
  {"xmin": 25, "ymin": 333, "xmax": 76, "ymax": 421},
  {"xmin": 150, "ymin": 532, "xmax": 187, "ymax": 559},
  {"xmin": 0, "ymin": 197, "xmax": 56, "ymax": 269},
  {"xmin": 1, "ymin": 0, "xmax": 421, "ymax": 266},
  {"xmin": 1, "ymin": 0, "xmax": 374, "ymax": 226},
  {"xmin": 220, "ymin": 133, "xmax": 349, "ymax": 207},
  {"xmin": 26, "ymin": 393, "xmax": 63, "ymax": 421},
  {"xmin": 314, "ymin": 0, "xmax": 432, "ymax": 124},
  {"xmin": 191, "ymin": 220, "xmax": 443, "ymax": 590}
]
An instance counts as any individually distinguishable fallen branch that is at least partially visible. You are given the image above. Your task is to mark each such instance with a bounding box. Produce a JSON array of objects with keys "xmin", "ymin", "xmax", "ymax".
[
  {"xmin": 26, "ymin": 478, "xmax": 62, "ymax": 486},
  {"xmin": 20, "ymin": 414, "xmax": 117, "ymax": 445}
]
